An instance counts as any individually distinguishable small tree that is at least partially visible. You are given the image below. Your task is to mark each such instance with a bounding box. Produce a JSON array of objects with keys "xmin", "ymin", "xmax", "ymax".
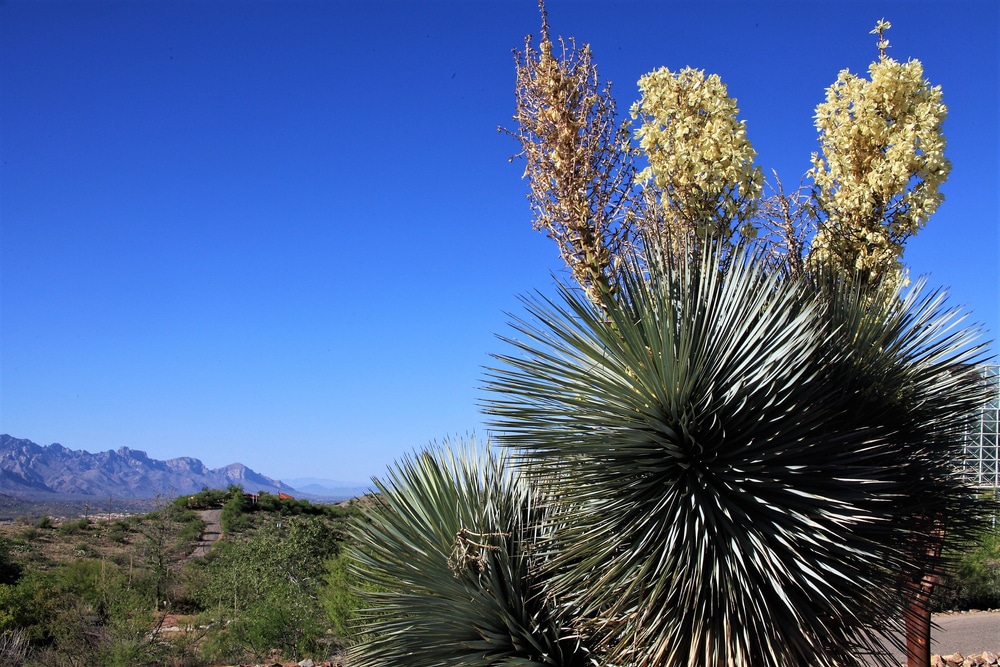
[
  {"xmin": 195, "ymin": 514, "xmax": 338, "ymax": 663},
  {"xmin": 136, "ymin": 495, "xmax": 183, "ymax": 606}
]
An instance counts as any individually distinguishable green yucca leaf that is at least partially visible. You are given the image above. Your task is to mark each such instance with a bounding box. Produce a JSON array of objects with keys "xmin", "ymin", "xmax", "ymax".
[
  {"xmin": 348, "ymin": 437, "xmax": 595, "ymax": 667},
  {"xmin": 484, "ymin": 247, "xmax": 991, "ymax": 667}
]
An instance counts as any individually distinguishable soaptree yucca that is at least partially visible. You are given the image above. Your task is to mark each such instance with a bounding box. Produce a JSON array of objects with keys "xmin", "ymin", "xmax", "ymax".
[
  {"xmin": 349, "ymin": 9, "xmax": 988, "ymax": 666},
  {"xmin": 347, "ymin": 437, "xmax": 594, "ymax": 667},
  {"xmin": 484, "ymin": 246, "xmax": 989, "ymax": 667}
]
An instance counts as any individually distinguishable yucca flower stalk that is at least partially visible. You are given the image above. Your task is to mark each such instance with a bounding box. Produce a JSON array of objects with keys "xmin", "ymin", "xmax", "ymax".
[
  {"xmin": 485, "ymin": 245, "xmax": 990, "ymax": 667},
  {"xmin": 347, "ymin": 437, "xmax": 595, "ymax": 667}
]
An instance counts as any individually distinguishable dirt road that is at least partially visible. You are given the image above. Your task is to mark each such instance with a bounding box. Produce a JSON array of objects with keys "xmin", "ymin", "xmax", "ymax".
[{"xmin": 189, "ymin": 509, "xmax": 222, "ymax": 558}]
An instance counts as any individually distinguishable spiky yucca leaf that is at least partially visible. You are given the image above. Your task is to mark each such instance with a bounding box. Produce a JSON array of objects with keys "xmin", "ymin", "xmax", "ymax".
[
  {"xmin": 485, "ymin": 248, "xmax": 990, "ymax": 667},
  {"xmin": 814, "ymin": 274, "xmax": 992, "ymax": 590},
  {"xmin": 348, "ymin": 437, "xmax": 594, "ymax": 667}
]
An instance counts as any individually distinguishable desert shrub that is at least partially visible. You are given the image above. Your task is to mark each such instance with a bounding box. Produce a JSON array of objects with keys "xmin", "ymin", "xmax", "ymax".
[
  {"xmin": 95, "ymin": 577, "xmax": 162, "ymax": 667},
  {"xmin": 38, "ymin": 597, "xmax": 103, "ymax": 667},
  {"xmin": 18, "ymin": 527, "xmax": 39, "ymax": 542},
  {"xmin": 52, "ymin": 559, "xmax": 108, "ymax": 609},
  {"xmin": 0, "ymin": 574, "xmax": 61, "ymax": 644},
  {"xmin": 0, "ymin": 535, "xmax": 22, "ymax": 586},
  {"xmin": 194, "ymin": 515, "xmax": 340, "ymax": 663},
  {"xmin": 57, "ymin": 518, "xmax": 91, "ymax": 535},
  {"xmin": 108, "ymin": 552, "xmax": 133, "ymax": 568},
  {"xmin": 321, "ymin": 550, "xmax": 364, "ymax": 647},
  {"xmin": 201, "ymin": 583, "xmax": 326, "ymax": 664},
  {"xmin": 4, "ymin": 563, "xmax": 166, "ymax": 666},
  {"xmin": 72, "ymin": 541, "xmax": 99, "ymax": 559},
  {"xmin": 176, "ymin": 487, "xmax": 229, "ymax": 510},
  {"xmin": 133, "ymin": 497, "xmax": 192, "ymax": 605},
  {"xmin": 104, "ymin": 520, "xmax": 130, "ymax": 544},
  {"xmin": 219, "ymin": 492, "xmax": 252, "ymax": 534},
  {"xmin": 18, "ymin": 586, "xmax": 158, "ymax": 667},
  {"xmin": 935, "ymin": 522, "xmax": 1000, "ymax": 611},
  {"xmin": 173, "ymin": 518, "xmax": 204, "ymax": 546}
]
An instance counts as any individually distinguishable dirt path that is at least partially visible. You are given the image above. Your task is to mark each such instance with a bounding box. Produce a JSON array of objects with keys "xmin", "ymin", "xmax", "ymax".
[{"xmin": 189, "ymin": 508, "xmax": 222, "ymax": 558}]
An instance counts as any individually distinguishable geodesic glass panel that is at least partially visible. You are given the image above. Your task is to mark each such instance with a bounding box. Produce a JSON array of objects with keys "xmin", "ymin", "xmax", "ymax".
[{"xmin": 962, "ymin": 365, "xmax": 1000, "ymax": 489}]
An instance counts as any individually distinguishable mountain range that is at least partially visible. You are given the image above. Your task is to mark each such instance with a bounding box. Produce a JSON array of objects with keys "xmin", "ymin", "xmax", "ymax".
[{"xmin": 0, "ymin": 434, "xmax": 367, "ymax": 501}]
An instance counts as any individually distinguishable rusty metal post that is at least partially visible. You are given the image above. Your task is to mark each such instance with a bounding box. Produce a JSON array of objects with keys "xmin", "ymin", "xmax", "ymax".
[
  {"xmin": 904, "ymin": 520, "xmax": 944, "ymax": 667},
  {"xmin": 904, "ymin": 573, "xmax": 937, "ymax": 667}
]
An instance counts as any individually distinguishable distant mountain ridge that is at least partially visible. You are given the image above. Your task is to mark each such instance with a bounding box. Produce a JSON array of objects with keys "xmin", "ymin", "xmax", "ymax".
[
  {"xmin": 0, "ymin": 434, "xmax": 298, "ymax": 499},
  {"xmin": 284, "ymin": 477, "xmax": 372, "ymax": 499}
]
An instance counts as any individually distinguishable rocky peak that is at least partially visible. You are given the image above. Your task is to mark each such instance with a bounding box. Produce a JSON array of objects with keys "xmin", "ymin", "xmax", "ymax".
[{"xmin": 0, "ymin": 434, "xmax": 294, "ymax": 498}]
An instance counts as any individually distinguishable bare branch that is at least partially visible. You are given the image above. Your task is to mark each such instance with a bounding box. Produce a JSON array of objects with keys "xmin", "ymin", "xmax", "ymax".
[{"xmin": 755, "ymin": 171, "xmax": 814, "ymax": 278}]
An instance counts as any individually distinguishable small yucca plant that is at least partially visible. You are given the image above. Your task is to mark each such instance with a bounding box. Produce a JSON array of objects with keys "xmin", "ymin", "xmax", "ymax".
[
  {"xmin": 484, "ymin": 246, "xmax": 990, "ymax": 667},
  {"xmin": 347, "ymin": 437, "xmax": 595, "ymax": 667}
]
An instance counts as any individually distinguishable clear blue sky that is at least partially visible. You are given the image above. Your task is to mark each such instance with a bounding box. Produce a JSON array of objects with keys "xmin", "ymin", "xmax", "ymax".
[{"xmin": 2, "ymin": 1, "xmax": 997, "ymax": 484}]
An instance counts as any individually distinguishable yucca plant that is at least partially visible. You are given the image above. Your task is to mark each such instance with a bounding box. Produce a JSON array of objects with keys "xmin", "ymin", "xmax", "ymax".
[
  {"xmin": 484, "ymin": 246, "xmax": 990, "ymax": 667},
  {"xmin": 347, "ymin": 437, "xmax": 595, "ymax": 667}
]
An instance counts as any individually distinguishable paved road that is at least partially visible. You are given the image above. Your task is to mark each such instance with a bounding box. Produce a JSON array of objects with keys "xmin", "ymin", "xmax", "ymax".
[
  {"xmin": 879, "ymin": 611, "xmax": 1000, "ymax": 664},
  {"xmin": 928, "ymin": 612, "xmax": 1000, "ymax": 657}
]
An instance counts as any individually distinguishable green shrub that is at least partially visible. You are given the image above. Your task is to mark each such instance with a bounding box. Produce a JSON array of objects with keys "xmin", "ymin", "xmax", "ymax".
[
  {"xmin": 0, "ymin": 573, "xmax": 60, "ymax": 643},
  {"xmin": 195, "ymin": 515, "xmax": 339, "ymax": 662},
  {"xmin": 174, "ymin": 515, "xmax": 206, "ymax": 545},
  {"xmin": 52, "ymin": 559, "xmax": 108, "ymax": 609},
  {"xmin": 96, "ymin": 578, "xmax": 162, "ymax": 667},
  {"xmin": 73, "ymin": 542, "xmax": 99, "ymax": 559},
  {"xmin": 219, "ymin": 493, "xmax": 252, "ymax": 534},
  {"xmin": 320, "ymin": 549, "xmax": 371, "ymax": 647},
  {"xmin": 176, "ymin": 487, "xmax": 230, "ymax": 510},
  {"xmin": 935, "ymin": 523, "xmax": 1000, "ymax": 611},
  {"xmin": 0, "ymin": 536, "xmax": 22, "ymax": 586},
  {"xmin": 104, "ymin": 520, "xmax": 131, "ymax": 544},
  {"xmin": 57, "ymin": 517, "xmax": 91, "ymax": 535}
]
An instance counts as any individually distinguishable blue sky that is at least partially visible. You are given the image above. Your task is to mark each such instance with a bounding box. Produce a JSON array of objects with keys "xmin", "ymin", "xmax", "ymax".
[{"xmin": 2, "ymin": 1, "xmax": 997, "ymax": 485}]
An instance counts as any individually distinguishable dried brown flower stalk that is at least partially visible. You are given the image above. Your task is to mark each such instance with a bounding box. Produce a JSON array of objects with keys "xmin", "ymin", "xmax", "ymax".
[{"xmin": 505, "ymin": 1, "xmax": 634, "ymax": 303}]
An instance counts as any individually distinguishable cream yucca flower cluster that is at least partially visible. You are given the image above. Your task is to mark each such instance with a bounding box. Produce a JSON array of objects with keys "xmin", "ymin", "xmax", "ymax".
[
  {"xmin": 810, "ymin": 22, "xmax": 950, "ymax": 283},
  {"xmin": 631, "ymin": 67, "xmax": 763, "ymax": 249},
  {"xmin": 512, "ymin": 13, "xmax": 950, "ymax": 295}
]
